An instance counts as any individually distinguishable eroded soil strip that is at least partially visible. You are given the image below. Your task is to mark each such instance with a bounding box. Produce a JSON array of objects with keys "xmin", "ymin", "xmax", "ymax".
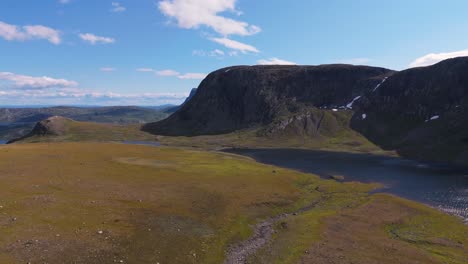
[{"xmin": 224, "ymin": 198, "xmax": 323, "ymax": 264}]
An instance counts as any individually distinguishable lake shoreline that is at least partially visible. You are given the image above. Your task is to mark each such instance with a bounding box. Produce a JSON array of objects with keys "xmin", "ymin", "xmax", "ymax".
[{"xmin": 223, "ymin": 148, "xmax": 468, "ymax": 223}]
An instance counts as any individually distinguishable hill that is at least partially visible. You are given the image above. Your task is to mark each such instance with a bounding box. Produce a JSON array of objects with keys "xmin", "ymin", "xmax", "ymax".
[
  {"xmin": 0, "ymin": 106, "xmax": 169, "ymax": 142},
  {"xmin": 8, "ymin": 116, "xmax": 155, "ymax": 143},
  {"xmin": 351, "ymin": 57, "xmax": 468, "ymax": 165}
]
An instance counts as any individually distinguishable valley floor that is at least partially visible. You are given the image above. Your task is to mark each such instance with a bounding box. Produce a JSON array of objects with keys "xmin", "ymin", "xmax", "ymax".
[{"xmin": 0, "ymin": 143, "xmax": 466, "ymax": 263}]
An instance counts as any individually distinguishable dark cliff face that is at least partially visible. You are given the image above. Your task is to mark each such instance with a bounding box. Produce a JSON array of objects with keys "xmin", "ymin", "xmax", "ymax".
[
  {"xmin": 143, "ymin": 65, "xmax": 393, "ymax": 136},
  {"xmin": 164, "ymin": 88, "xmax": 198, "ymax": 114},
  {"xmin": 351, "ymin": 57, "xmax": 468, "ymax": 165}
]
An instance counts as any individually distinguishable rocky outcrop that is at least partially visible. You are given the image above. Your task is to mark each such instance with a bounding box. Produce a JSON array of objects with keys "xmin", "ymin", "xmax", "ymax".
[
  {"xmin": 259, "ymin": 108, "xmax": 350, "ymax": 138},
  {"xmin": 30, "ymin": 116, "xmax": 69, "ymax": 136},
  {"xmin": 143, "ymin": 65, "xmax": 392, "ymax": 136},
  {"xmin": 351, "ymin": 57, "xmax": 468, "ymax": 165},
  {"xmin": 7, "ymin": 116, "xmax": 70, "ymax": 143}
]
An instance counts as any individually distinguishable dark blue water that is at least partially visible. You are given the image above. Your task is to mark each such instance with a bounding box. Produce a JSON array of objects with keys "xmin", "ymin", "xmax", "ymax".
[
  {"xmin": 0, "ymin": 140, "xmax": 7, "ymax": 144},
  {"xmin": 225, "ymin": 149, "xmax": 468, "ymax": 222}
]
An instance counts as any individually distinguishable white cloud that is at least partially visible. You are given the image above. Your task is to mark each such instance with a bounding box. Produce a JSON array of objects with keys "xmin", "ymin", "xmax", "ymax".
[
  {"xmin": 212, "ymin": 49, "xmax": 225, "ymax": 56},
  {"xmin": 336, "ymin": 58, "xmax": 371, "ymax": 65},
  {"xmin": 193, "ymin": 49, "xmax": 225, "ymax": 57},
  {"xmin": 210, "ymin": 37, "xmax": 258, "ymax": 53},
  {"xmin": 137, "ymin": 68, "xmax": 206, "ymax": 80},
  {"xmin": 177, "ymin": 73, "xmax": 207, "ymax": 80},
  {"xmin": 156, "ymin": 69, "xmax": 180, "ymax": 76},
  {"xmin": 0, "ymin": 72, "xmax": 77, "ymax": 89},
  {"xmin": 0, "ymin": 21, "xmax": 61, "ymax": 44},
  {"xmin": 0, "ymin": 71, "xmax": 190, "ymax": 105},
  {"xmin": 111, "ymin": 2, "xmax": 126, "ymax": 13},
  {"xmin": 257, "ymin": 58, "xmax": 297, "ymax": 65},
  {"xmin": 136, "ymin": 68, "xmax": 155, "ymax": 72},
  {"xmin": 158, "ymin": 0, "xmax": 261, "ymax": 36},
  {"xmin": 79, "ymin": 33, "xmax": 115, "ymax": 45},
  {"xmin": 100, "ymin": 67, "xmax": 116, "ymax": 72},
  {"xmin": 409, "ymin": 49, "xmax": 468, "ymax": 67}
]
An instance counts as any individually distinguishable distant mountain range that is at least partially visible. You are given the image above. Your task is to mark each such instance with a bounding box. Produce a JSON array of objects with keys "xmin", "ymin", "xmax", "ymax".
[
  {"xmin": 0, "ymin": 105, "xmax": 172, "ymax": 123},
  {"xmin": 0, "ymin": 106, "xmax": 171, "ymax": 141},
  {"xmin": 143, "ymin": 57, "xmax": 468, "ymax": 166}
]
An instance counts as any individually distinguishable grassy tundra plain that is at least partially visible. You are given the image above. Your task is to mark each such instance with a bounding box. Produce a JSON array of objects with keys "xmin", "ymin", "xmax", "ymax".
[{"xmin": 0, "ymin": 143, "xmax": 466, "ymax": 263}]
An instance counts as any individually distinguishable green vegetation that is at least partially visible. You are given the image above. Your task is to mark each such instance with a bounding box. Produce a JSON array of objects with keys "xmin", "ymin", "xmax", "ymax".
[
  {"xmin": 14, "ymin": 118, "xmax": 156, "ymax": 143},
  {"xmin": 0, "ymin": 143, "xmax": 465, "ymax": 263},
  {"xmin": 157, "ymin": 125, "xmax": 391, "ymax": 155},
  {"xmin": 250, "ymin": 193, "xmax": 468, "ymax": 264},
  {"xmin": 152, "ymin": 110, "xmax": 394, "ymax": 155}
]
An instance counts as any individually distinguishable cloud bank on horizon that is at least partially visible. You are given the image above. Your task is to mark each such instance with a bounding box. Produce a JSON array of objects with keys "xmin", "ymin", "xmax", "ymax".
[{"xmin": 0, "ymin": 71, "xmax": 188, "ymax": 106}]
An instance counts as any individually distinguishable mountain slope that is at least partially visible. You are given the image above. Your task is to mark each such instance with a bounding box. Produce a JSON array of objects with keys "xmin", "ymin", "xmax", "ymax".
[
  {"xmin": 143, "ymin": 65, "xmax": 393, "ymax": 136},
  {"xmin": 351, "ymin": 56, "xmax": 468, "ymax": 165},
  {"xmin": 163, "ymin": 88, "xmax": 198, "ymax": 114}
]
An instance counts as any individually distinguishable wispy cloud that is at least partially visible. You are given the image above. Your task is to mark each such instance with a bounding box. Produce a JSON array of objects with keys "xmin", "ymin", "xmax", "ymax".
[
  {"xmin": 156, "ymin": 69, "xmax": 180, "ymax": 76},
  {"xmin": 0, "ymin": 71, "xmax": 77, "ymax": 89},
  {"xmin": 210, "ymin": 37, "xmax": 258, "ymax": 53},
  {"xmin": 257, "ymin": 58, "xmax": 296, "ymax": 65},
  {"xmin": 100, "ymin": 67, "xmax": 116, "ymax": 72},
  {"xmin": 158, "ymin": 0, "xmax": 260, "ymax": 36},
  {"xmin": 111, "ymin": 2, "xmax": 126, "ymax": 13},
  {"xmin": 0, "ymin": 21, "xmax": 61, "ymax": 44},
  {"xmin": 193, "ymin": 49, "xmax": 225, "ymax": 58},
  {"xmin": 136, "ymin": 68, "xmax": 206, "ymax": 80},
  {"xmin": 79, "ymin": 33, "xmax": 115, "ymax": 45},
  {"xmin": 136, "ymin": 68, "xmax": 155, "ymax": 72},
  {"xmin": 177, "ymin": 73, "xmax": 207, "ymax": 80},
  {"xmin": 409, "ymin": 49, "xmax": 468, "ymax": 67},
  {"xmin": 58, "ymin": 0, "xmax": 71, "ymax": 4}
]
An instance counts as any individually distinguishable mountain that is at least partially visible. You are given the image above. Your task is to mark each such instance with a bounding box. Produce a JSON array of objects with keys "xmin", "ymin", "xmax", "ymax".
[
  {"xmin": 142, "ymin": 58, "xmax": 468, "ymax": 166},
  {"xmin": 351, "ymin": 57, "xmax": 468, "ymax": 165},
  {"xmin": 143, "ymin": 65, "xmax": 393, "ymax": 136},
  {"xmin": 163, "ymin": 88, "xmax": 198, "ymax": 114}
]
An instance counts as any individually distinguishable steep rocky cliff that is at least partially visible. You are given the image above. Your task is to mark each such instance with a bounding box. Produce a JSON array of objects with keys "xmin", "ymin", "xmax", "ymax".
[
  {"xmin": 351, "ymin": 57, "xmax": 468, "ymax": 165},
  {"xmin": 164, "ymin": 88, "xmax": 198, "ymax": 114},
  {"xmin": 143, "ymin": 65, "xmax": 392, "ymax": 136}
]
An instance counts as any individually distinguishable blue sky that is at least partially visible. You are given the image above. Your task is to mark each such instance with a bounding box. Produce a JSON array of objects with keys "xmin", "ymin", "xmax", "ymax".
[{"xmin": 1, "ymin": 0, "xmax": 468, "ymax": 106}]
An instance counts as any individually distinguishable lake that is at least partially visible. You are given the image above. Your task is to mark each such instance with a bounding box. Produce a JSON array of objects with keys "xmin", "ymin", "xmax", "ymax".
[{"xmin": 225, "ymin": 148, "xmax": 468, "ymax": 222}]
